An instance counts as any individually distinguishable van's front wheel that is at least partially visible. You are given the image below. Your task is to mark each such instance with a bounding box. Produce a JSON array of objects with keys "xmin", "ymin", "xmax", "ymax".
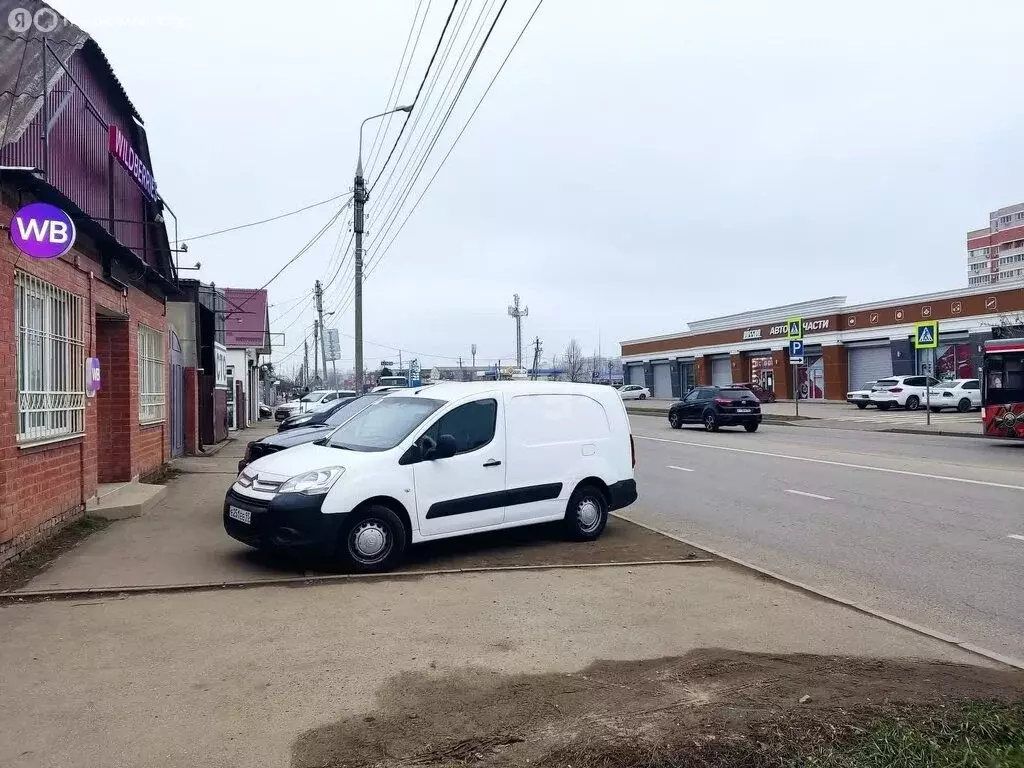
[
  {"xmin": 337, "ymin": 505, "xmax": 407, "ymax": 573},
  {"xmin": 564, "ymin": 485, "xmax": 608, "ymax": 542}
]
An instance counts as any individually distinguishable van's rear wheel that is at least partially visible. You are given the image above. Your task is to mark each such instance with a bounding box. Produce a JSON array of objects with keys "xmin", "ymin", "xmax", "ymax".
[
  {"xmin": 337, "ymin": 504, "xmax": 407, "ymax": 573},
  {"xmin": 564, "ymin": 485, "xmax": 608, "ymax": 542}
]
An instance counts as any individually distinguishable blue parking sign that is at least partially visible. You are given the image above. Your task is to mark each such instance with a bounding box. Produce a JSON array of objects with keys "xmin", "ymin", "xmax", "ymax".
[{"xmin": 789, "ymin": 339, "xmax": 804, "ymax": 364}]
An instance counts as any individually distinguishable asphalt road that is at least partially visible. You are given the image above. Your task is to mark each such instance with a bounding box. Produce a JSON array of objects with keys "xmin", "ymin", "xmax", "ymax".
[{"xmin": 626, "ymin": 414, "xmax": 1024, "ymax": 662}]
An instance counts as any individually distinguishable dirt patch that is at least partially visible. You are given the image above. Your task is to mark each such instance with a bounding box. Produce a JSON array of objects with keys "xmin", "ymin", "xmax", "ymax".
[
  {"xmin": 0, "ymin": 515, "xmax": 111, "ymax": 593},
  {"xmin": 235, "ymin": 519, "xmax": 710, "ymax": 580},
  {"xmin": 398, "ymin": 518, "xmax": 708, "ymax": 572},
  {"xmin": 291, "ymin": 649, "xmax": 1024, "ymax": 768}
]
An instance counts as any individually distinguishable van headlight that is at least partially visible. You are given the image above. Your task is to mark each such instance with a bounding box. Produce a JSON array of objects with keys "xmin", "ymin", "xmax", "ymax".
[{"xmin": 278, "ymin": 466, "xmax": 346, "ymax": 496}]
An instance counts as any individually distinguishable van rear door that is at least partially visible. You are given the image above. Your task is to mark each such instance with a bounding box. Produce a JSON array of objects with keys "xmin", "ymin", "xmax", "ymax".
[{"xmin": 503, "ymin": 392, "xmax": 611, "ymax": 524}]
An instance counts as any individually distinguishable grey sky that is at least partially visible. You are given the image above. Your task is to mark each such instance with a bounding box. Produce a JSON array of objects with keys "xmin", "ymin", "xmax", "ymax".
[{"xmin": 55, "ymin": 0, "xmax": 1024, "ymax": 371}]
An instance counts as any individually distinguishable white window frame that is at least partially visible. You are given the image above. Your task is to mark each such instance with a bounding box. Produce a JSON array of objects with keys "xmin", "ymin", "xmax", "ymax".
[
  {"xmin": 15, "ymin": 271, "xmax": 86, "ymax": 444},
  {"xmin": 138, "ymin": 324, "xmax": 166, "ymax": 424}
]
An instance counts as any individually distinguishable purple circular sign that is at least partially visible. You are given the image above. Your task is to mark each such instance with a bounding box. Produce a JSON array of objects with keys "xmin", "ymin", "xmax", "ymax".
[{"xmin": 9, "ymin": 202, "xmax": 77, "ymax": 259}]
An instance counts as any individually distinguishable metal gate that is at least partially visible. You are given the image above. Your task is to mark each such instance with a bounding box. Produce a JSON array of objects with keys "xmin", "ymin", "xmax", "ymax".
[
  {"xmin": 169, "ymin": 329, "xmax": 185, "ymax": 457},
  {"xmin": 652, "ymin": 362, "xmax": 672, "ymax": 398},
  {"xmin": 847, "ymin": 345, "xmax": 891, "ymax": 390},
  {"xmin": 627, "ymin": 365, "xmax": 645, "ymax": 386},
  {"xmin": 711, "ymin": 356, "xmax": 732, "ymax": 386}
]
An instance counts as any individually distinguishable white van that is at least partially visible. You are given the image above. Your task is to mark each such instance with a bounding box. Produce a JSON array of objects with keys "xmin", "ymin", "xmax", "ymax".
[{"xmin": 224, "ymin": 381, "xmax": 638, "ymax": 572}]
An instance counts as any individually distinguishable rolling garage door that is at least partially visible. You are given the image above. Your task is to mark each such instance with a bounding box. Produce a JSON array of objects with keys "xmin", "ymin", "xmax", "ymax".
[
  {"xmin": 628, "ymin": 365, "xmax": 645, "ymax": 386},
  {"xmin": 652, "ymin": 362, "xmax": 672, "ymax": 398},
  {"xmin": 847, "ymin": 345, "xmax": 892, "ymax": 390},
  {"xmin": 711, "ymin": 356, "xmax": 732, "ymax": 387}
]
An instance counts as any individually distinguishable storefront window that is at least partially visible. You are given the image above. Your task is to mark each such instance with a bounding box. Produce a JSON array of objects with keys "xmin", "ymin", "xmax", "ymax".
[{"xmin": 919, "ymin": 343, "xmax": 973, "ymax": 380}]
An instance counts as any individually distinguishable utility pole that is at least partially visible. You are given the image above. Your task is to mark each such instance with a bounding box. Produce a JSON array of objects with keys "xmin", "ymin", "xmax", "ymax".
[
  {"xmin": 313, "ymin": 319, "xmax": 320, "ymax": 384},
  {"xmin": 314, "ymin": 280, "xmax": 331, "ymax": 389},
  {"xmin": 531, "ymin": 336, "xmax": 542, "ymax": 380},
  {"xmin": 353, "ymin": 163, "xmax": 367, "ymax": 394},
  {"xmin": 302, "ymin": 340, "xmax": 309, "ymax": 387},
  {"xmin": 507, "ymin": 293, "xmax": 528, "ymax": 369},
  {"xmin": 354, "ymin": 105, "xmax": 412, "ymax": 395},
  {"xmin": 458, "ymin": 356, "xmax": 464, "ymax": 381}
]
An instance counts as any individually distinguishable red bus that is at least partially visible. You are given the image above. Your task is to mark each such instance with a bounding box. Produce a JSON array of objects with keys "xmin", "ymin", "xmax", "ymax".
[{"xmin": 982, "ymin": 338, "xmax": 1024, "ymax": 439}]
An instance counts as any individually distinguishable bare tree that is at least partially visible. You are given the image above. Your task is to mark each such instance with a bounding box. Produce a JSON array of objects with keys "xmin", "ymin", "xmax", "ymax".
[
  {"xmin": 992, "ymin": 311, "xmax": 1024, "ymax": 339},
  {"xmin": 562, "ymin": 338, "xmax": 588, "ymax": 382}
]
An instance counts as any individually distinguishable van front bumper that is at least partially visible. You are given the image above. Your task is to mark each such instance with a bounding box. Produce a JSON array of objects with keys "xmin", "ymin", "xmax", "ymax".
[
  {"xmin": 608, "ymin": 479, "xmax": 638, "ymax": 511},
  {"xmin": 223, "ymin": 488, "xmax": 345, "ymax": 553}
]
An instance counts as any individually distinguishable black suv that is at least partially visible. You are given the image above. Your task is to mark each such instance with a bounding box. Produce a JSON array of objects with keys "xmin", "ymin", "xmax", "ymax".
[{"xmin": 668, "ymin": 385, "xmax": 762, "ymax": 432}]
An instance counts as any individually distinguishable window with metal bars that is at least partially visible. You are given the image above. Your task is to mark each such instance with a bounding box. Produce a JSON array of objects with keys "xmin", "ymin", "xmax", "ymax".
[
  {"xmin": 138, "ymin": 324, "xmax": 165, "ymax": 424},
  {"xmin": 15, "ymin": 271, "xmax": 86, "ymax": 443}
]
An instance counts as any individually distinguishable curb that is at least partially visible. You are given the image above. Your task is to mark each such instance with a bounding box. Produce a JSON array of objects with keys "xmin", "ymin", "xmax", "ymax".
[
  {"xmin": 0, "ymin": 558, "xmax": 715, "ymax": 603},
  {"xmin": 612, "ymin": 513, "xmax": 1024, "ymax": 672},
  {"xmin": 882, "ymin": 427, "xmax": 986, "ymax": 440}
]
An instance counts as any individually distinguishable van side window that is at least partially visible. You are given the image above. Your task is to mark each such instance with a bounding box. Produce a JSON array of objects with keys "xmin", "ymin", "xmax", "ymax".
[{"xmin": 424, "ymin": 399, "xmax": 497, "ymax": 454}]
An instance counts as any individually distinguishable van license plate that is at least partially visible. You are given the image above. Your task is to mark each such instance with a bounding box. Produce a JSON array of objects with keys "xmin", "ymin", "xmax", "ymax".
[
  {"xmin": 228, "ymin": 506, "xmax": 251, "ymax": 524},
  {"xmin": 735, "ymin": 408, "xmax": 752, "ymax": 413}
]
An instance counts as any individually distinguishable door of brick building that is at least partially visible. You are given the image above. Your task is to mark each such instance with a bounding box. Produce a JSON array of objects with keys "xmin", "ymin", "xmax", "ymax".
[{"xmin": 168, "ymin": 329, "xmax": 185, "ymax": 457}]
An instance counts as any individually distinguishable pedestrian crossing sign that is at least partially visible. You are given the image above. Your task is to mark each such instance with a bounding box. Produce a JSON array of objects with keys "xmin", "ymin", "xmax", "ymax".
[
  {"xmin": 914, "ymin": 321, "xmax": 938, "ymax": 349},
  {"xmin": 786, "ymin": 317, "xmax": 803, "ymax": 340}
]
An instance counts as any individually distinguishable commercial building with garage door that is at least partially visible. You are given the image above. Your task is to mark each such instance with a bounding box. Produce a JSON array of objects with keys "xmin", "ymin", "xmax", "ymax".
[{"xmin": 620, "ymin": 285, "xmax": 1024, "ymax": 401}]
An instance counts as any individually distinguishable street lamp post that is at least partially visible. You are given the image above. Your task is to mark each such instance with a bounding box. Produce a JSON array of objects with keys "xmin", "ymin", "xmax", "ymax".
[{"xmin": 354, "ymin": 105, "xmax": 413, "ymax": 392}]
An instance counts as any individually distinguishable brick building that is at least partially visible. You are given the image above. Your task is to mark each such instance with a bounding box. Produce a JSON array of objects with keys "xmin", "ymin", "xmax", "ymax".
[
  {"xmin": 0, "ymin": 4, "xmax": 178, "ymax": 566},
  {"xmin": 620, "ymin": 286, "xmax": 1024, "ymax": 401}
]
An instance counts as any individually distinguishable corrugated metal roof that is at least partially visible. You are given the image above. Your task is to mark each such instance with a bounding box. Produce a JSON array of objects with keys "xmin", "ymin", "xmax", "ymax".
[{"xmin": 0, "ymin": 0, "xmax": 142, "ymax": 151}]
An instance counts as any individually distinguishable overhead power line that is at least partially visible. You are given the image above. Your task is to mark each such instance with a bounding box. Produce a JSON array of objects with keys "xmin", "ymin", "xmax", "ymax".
[
  {"xmin": 229, "ymin": 201, "xmax": 350, "ymax": 320},
  {"xmin": 367, "ymin": 0, "xmax": 512, "ymax": 249},
  {"xmin": 370, "ymin": 0, "xmax": 462, "ymax": 191},
  {"xmin": 366, "ymin": 0, "xmax": 493, "ymax": 222},
  {"xmin": 254, "ymin": 201, "xmax": 349, "ymax": 293},
  {"xmin": 364, "ymin": 0, "xmax": 430, "ymax": 177},
  {"xmin": 181, "ymin": 193, "xmax": 352, "ymax": 241},
  {"xmin": 364, "ymin": 0, "xmax": 545, "ymax": 285}
]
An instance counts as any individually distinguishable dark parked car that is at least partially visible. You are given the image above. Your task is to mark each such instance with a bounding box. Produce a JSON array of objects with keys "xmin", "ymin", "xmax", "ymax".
[
  {"xmin": 239, "ymin": 394, "xmax": 386, "ymax": 472},
  {"xmin": 278, "ymin": 397, "xmax": 357, "ymax": 432},
  {"xmin": 668, "ymin": 385, "xmax": 762, "ymax": 432},
  {"xmin": 733, "ymin": 381, "xmax": 776, "ymax": 403}
]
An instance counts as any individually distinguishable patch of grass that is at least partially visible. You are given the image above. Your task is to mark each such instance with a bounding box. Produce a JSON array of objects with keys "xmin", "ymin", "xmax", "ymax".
[
  {"xmin": 802, "ymin": 701, "xmax": 1024, "ymax": 768},
  {"xmin": 525, "ymin": 702, "xmax": 1024, "ymax": 768},
  {"xmin": 0, "ymin": 515, "xmax": 111, "ymax": 593}
]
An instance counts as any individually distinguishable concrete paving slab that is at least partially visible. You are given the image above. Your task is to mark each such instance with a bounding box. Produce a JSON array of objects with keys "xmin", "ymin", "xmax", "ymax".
[
  {"xmin": 85, "ymin": 482, "xmax": 167, "ymax": 520},
  {"xmin": 0, "ymin": 564, "xmax": 998, "ymax": 768},
  {"xmin": 7, "ymin": 467, "xmax": 708, "ymax": 593}
]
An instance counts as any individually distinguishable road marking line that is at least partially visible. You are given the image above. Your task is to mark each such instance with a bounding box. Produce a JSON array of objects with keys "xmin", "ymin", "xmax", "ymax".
[
  {"xmin": 1008, "ymin": 535, "xmax": 1024, "ymax": 542},
  {"xmin": 666, "ymin": 465, "xmax": 694, "ymax": 472},
  {"xmin": 785, "ymin": 489, "xmax": 833, "ymax": 501},
  {"xmin": 635, "ymin": 435, "xmax": 1024, "ymax": 491}
]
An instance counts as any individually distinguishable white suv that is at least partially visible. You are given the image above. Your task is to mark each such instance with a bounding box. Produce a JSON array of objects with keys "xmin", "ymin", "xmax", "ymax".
[{"xmin": 868, "ymin": 375, "xmax": 941, "ymax": 411}]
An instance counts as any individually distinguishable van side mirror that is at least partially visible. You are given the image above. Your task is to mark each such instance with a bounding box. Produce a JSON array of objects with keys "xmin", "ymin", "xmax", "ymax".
[{"xmin": 433, "ymin": 434, "xmax": 457, "ymax": 460}]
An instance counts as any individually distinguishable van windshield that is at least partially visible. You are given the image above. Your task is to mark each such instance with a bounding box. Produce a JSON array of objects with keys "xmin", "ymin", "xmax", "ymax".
[{"xmin": 327, "ymin": 397, "xmax": 444, "ymax": 452}]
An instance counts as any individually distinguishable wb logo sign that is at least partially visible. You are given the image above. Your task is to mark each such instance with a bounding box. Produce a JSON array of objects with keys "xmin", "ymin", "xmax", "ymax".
[
  {"xmin": 15, "ymin": 217, "xmax": 70, "ymax": 243},
  {"xmin": 9, "ymin": 203, "xmax": 77, "ymax": 260},
  {"xmin": 8, "ymin": 7, "xmax": 62, "ymax": 33}
]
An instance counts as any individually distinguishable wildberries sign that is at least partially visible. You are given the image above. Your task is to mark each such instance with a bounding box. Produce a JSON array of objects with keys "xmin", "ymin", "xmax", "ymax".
[{"xmin": 108, "ymin": 124, "xmax": 158, "ymax": 201}]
